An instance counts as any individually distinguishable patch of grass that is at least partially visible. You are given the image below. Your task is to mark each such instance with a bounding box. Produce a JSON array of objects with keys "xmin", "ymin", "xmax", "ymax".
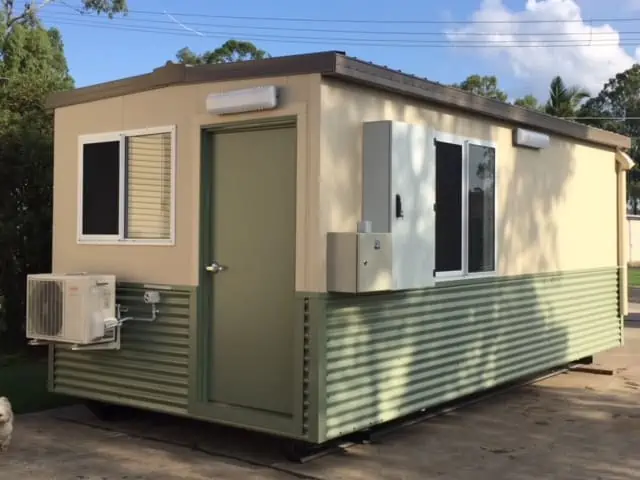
[
  {"xmin": 0, "ymin": 352, "xmax": 75, "ymax": 414},
  {"xmin": 629, "ymin": 268, "xmax": 640, "ymax": 288}
]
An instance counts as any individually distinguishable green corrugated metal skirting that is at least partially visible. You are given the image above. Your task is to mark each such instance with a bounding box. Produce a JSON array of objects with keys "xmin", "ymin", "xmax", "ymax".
[
  {"xmin": 50, "ymin": 284, "xmax": 193, "ymax": 416},
  {"xmin": 48, "ymin": 268, "xmax": 622, "ymax": 443},
  {"xmin": 321, "ymin": 267, "xmax": 622, "ymax": 441}
]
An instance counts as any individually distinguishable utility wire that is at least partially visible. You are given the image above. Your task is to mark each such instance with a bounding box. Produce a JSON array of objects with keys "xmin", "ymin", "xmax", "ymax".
[
  {"xmin": 35, "ymin": 9, "xmax": 640, "ymax": 38},
  {"xmin": 24, "ymin": 1, "xmax": 640, "ymax": 49},
  {"xmin": 564, "ymin": 117, "xmax": 640, "ymax": 120},
  {"xmin": 30, "ymin": 4, "xmax": 640, "ymax": 129},
  {"xmin": 36, "ymin": 3, "xmax": 640, "ymax": 25},
  {"xmin": 28, "ymin": 6, "xmax": 640, "ymax": 124},
  {"xmin": 36, "ymin": 14, "xmax": 640, "ymax": 48}
]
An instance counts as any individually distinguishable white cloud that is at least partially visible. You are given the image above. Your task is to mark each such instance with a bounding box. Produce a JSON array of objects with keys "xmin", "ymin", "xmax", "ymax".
[{"xmin": 445, "ymin": 0, "xmax": 639, "ymax": 99}]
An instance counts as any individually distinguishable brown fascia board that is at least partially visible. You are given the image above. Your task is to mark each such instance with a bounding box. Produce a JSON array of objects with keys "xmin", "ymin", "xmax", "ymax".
[
  {"xmin": 46, "ymin": 50, "xmax": 630, "ymax": 150},
  {"xmin": 331, "ymin": 55, "xmax": 631, "ymax": 150},
  {"xmin": 45, "ymin": 50, "xmax": 342, "ymax": 110}
]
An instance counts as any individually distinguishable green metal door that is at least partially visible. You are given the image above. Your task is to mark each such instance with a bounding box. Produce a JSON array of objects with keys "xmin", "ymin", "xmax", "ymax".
[{"xmin": 207, "ymin": 124, "xmax": 297, "ymax": 416}]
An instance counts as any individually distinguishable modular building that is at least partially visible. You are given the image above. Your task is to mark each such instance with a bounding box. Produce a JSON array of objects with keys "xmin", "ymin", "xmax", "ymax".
[{"xmin": 39, "ymin": 51, "xmax": 632, "ymax": 446}]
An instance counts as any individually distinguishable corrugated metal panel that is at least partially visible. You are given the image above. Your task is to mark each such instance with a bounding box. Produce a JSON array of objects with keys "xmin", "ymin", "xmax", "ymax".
[
  {"xmin": 126, "ymin": 132, "xmax": 172, "ymax": 239},
  {"xmin": 51, "ymin": 284, "xmax": 192, "ymax": 416},
  {"xmin": 302, "ymin": 297, "xmax": 311, "ymax": 436},
  {"xmin": 323, "ymin": 268, "xmax": 621, "ymax": 440}
]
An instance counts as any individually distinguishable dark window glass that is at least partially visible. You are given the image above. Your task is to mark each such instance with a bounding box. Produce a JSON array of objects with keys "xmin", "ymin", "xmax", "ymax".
[
  {"xmin": 468, "ymin": 144, "xmax": 496, "ymax": 273},
  {"xmin": 82, "ymin": 141, "xmax": 120, "ymax": 236},
  {"xmin": 435, "ymin": 141, "xmax": 463, "ymax": 273}
]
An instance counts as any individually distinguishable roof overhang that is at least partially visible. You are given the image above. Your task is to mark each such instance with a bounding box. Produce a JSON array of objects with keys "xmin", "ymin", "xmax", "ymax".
[{"xmin": 46, "ymin": 51, "xmax": 632, "ymax": 151}]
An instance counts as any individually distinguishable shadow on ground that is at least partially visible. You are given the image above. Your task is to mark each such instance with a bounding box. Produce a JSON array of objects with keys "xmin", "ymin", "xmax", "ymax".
[
  {"xmin": 2, "ymin": 408, "xmax": 292, "ymax": 480},
  {"xmin": 0, "ymin": 326, "xmax": 633, "ymax": 480}
]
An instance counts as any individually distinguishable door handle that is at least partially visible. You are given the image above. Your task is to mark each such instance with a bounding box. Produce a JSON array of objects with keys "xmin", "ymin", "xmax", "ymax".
[{"xmin": 205, "ymin": 261, "xmax": 227, "ymax": 273}]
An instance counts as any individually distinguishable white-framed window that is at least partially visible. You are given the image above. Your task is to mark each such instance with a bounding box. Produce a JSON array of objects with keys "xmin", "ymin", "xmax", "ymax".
[
  {"xmin": 77, "ymin": 125, "xmax": 176, "ymax": 245},
  {"xmin": 433, "ymin": 132, "xmax": 497, "ymax": 280}
]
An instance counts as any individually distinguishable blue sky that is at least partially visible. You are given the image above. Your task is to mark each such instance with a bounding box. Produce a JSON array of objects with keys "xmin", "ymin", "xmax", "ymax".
[{"xmin": 35, "ymin": 0, "xmax": 640, "ymax": 100}]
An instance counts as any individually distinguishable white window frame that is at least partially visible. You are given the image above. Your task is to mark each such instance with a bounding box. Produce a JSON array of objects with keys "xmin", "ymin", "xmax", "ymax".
[
  {"xmin": 433, "ymin": 131, "xmax": 498, "ymax": 282},
  {"xmin": 77, "ymin": 125, "xmax": 177, "ymax": 246}
]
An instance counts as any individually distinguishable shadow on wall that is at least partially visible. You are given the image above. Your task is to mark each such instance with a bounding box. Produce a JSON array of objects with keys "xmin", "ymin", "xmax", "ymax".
[{"xmin": 319, "ymin": 81, "xmax": 618, "ymax": 441}]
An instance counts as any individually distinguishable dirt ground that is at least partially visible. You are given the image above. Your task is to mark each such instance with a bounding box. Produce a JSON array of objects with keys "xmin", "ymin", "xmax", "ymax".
[{"xmin": 2, "ymin": 317, "xmax": 640, "ymax": 479}]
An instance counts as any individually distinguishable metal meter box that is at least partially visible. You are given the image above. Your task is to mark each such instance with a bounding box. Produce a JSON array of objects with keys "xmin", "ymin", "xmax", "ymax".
[
  {"xmin": 326, "ymin": 232, "xmax": 393, "ymax": 293},
  {"xmin": 362, "ymin": 120, "xmax": 436, "ymax": 291}
]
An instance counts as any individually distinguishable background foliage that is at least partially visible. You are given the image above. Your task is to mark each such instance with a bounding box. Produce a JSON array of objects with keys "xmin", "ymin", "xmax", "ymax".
[
  {"xmin": 453, "ymin": 69, "xmax": 640, "ymax": 213},
  {"xmin": 0, "ymin": 0, "xmax": 125, "ymax": 351}
]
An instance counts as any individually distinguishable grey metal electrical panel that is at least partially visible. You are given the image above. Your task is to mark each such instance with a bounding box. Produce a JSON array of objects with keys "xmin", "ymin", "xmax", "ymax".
[
  {"xmin": 326, "ymin": 232, "xmax": 393, "ymax": 293},
  {"xmin": 362, "ymin": 120, "xmax": 436, "ymax": 291}
]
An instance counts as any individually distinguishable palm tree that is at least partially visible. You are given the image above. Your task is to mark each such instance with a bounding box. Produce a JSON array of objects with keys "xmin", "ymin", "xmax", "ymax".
[{"xmin": 544, "ymin": 76, "xmax": 590, "ymax": 118}]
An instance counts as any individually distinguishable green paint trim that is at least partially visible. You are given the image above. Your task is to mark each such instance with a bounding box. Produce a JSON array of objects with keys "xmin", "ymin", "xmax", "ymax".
[
  {"xmin": 191, "ymin": 122, "xmax": 307, "ymax": 440},
  {"xmin": 188, "ymin": 402, "xmax": 305, "ymax": 439},
  {"xmin": 291, "ymin": 296, "xmax": 306, "ymax": 436},
  {"xmin": 47, "ymin": 345, "xmax": 55, "ymax": 392},
  {"xmin": 201, "ymin": 116, "xmax": 297, "ymax": 134},
  {"xmin": 305, "ymin": 296, "xmax": 328, "ymax": 443},
  {"xmin": 191, "ymin": 128, "xmax": 213, "ymax": 411},
  {"xmin": 188, "ymin": 285, "xmax": 202, "ymax": 409}
]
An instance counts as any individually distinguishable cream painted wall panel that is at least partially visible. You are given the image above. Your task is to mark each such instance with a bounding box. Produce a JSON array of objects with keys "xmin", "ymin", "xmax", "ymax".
[
  {"xmin": 53, "ymin": 75, "xmax": 316, "ymax": 287},
  {"xmin": 304, "ymin": 74, "xmax": 323, "ymax": 294},
  {"xmin": 313, "ymin": 78, "xmax": 617, "ymax": 292}
]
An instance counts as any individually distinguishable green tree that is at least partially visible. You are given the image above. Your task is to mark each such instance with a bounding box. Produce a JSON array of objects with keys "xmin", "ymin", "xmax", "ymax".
[
  {"xmin": 176, "ymin": 39, "xmax": 269, "ymax": 65},
  {"xmin": 513, "ymin": 94, "xmax": 542, "ymax": 111},
  {"xmin": 544, "ymin": 75, "xmax": 590, "ymax": 118},
  {"xmin": 577, "ymin": 65, "xmax": 640, "ymax": 213},
  {"xmin": 0, "ymin": 24, "xmax": 74, "ymax": 349},
  {"xmin": 1, "ymin": 0, "xmax": 127, "ymax": 38},
  {"xmin": 0, "ymin": 0, "xmax": 125, "ymax": 349},
  {"xmin": 454, "ymin": 74, "xmax": 508, "ymax": 102}
]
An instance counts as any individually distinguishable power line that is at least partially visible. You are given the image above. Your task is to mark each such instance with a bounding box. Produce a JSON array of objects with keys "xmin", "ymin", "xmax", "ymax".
[
  {"xmin": 37, "ymin": 15, "xmax": 640, "ymax": 48},
  {"xmin": 37, "ymin": 2, "xmax": 640, "ymax": 25},
  {"xmin": 36, "ymin": 9, "xmax": 640, "ymax": 38},
  {"xmin": 564, "ymin": 117, "xmax": 640, "ymax": 120}
]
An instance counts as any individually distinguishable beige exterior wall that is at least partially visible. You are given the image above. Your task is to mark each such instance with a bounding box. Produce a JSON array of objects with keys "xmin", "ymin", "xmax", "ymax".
[
  {"xmin": 310, "ymin": 78, "xmax": 618, "ymax": 292},
  {"xmin": 53, "ymin": 74, "xmax": 322, "ymax": 287},
  {"xmin": 52, "ymin": 73, "xmax": 619, "ymax": 292}
]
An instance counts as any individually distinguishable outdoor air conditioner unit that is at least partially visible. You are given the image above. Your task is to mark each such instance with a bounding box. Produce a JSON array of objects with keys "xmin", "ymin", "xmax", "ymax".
[{"xmin": 26, "ymin": 273, "xmax": 117, "ymax": 345}]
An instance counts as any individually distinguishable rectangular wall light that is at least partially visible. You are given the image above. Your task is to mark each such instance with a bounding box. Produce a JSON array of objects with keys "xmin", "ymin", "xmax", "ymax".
[
  {"xmin": 206, "ymin": 85, "xmax": 278, "ymax": 115},
  {"xmin": 513, "ymin": 128, "xmax": 551, "ymax": 150}
]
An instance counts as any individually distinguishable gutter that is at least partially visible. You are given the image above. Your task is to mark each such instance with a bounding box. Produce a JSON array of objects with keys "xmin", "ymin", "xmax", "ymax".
[{"xmin": 615, "ymin": 149, "xmax": 635, "ymax": 318}]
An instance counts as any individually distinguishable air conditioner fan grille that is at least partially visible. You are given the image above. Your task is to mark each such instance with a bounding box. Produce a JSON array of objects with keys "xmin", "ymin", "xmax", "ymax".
[{"xmin": 28, "ymin": 280, "xmax": 63, "ymax": 337}]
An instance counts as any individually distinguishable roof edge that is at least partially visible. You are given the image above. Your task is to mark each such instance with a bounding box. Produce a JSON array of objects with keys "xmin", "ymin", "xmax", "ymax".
[
  {"xmin": 330, "ymin": 55, "xmax": 631, "ymax": 151},
  {"xmin": 45, "ymin": 62, "xmax": 186, "ymax": 110},
  {"xmin": 45, "ymin": 50, "xmax": 341, "ymax": 110},
  {"xmin": 45, "ymin": 50, "xmax": 631, "ymax": 151}
]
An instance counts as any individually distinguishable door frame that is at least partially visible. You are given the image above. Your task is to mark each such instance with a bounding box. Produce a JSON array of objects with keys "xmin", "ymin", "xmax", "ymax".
[{"xmin": 189, "ymin": 117, "xmax": 307, "ymax": 439}]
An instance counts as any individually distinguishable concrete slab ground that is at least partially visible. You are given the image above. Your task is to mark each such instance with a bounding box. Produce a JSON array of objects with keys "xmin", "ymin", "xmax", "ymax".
[{"xmin": 2, "ymin": 319, "xmax": 640, "ymax": 479}]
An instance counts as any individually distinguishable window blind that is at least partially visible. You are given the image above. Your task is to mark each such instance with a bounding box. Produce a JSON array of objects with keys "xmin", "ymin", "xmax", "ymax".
[{"xmin": 125, "ymin": 132, "xmax": 172, "ymax": 240}]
